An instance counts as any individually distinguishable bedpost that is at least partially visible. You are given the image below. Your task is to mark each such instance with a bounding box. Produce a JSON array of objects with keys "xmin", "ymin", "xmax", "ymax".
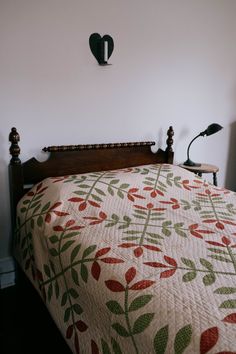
[
  {"xmin": 166, "ymin": 126, "xmax": 174, "ymax": 163},
  {"xmin": 9, "ymin": 127, "xmax": 24, "ymax": 227}
]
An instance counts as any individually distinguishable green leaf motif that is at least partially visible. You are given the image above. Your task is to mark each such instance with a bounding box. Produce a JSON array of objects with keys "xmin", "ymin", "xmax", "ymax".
[
  {"xmin": 182, "ymin": 271, "xmax": 197, "ymax": 282},
  {"xmin": 129, "ymin": 295, "xmax": 153, "ymax": 312},
  {"xmin": 95, "ymin": 188, "xmax": 106, "ymax": 196},
  {"xmin": 112, "ymin": 323, "xmax": 130, "ymax": 337},
  {"xmin": 214, "ymin": 287, "xmax": 236, "ymax": 294},
  {"xmin": 106, "ymin": 301, "xmax": 124, "ymax": 315},
  {"xmin": 48, "ymin": 283, "xmax": 53, "ymax": 302},
  {"xmin": 64, "ymin": 307, "xmax": 71, "ymax": 322},
  {"xmin": 81, "ymin": 263, "xmax": 88, "ymax": 283},
  {"xmin": 209, "ymin": 255, "xmax": 232, "ymax": 263},
  {"xmin": 200, "ymin": 259, "xmax": 213, "ymax": 270},
  {"xmin": 71, "ymin": 268, "xmax": 79, "ymax": 286},
  {"xmin": 203, "ymin": 273, "xmax": 216, "ymax": 286},
  {"xmin": 132, "ymin": 313, "xmax": 154, "ymax": 335},
  {"xmin": 61, "ymin": 292, "xmax": 68, "ymax": 306},
  {"xmin": 61, "ymin": 240, "xmax": 75, "ymax": 253},
  {"xmin": 69, "ymin": 288, "xmax": 79, "ymax": 299},
  {"xmin": 117, "ymin": 190, "xmax": 124, "ymax": 199},
  {"xmin": 37, "ymin": 215, "xmax": 43, "ymax": 227},
  {"xmin": 73, "ymin": 303, "xmax": 83, "ymax": 315},
  {"xmin": 55, "ymin": 280, "xmax": 59, "ymax": 299},
  {"xmin": 43, "ymin": 264, "xmax": 51, "ymax": 278},
  {"xmin": 181, "ymin": 258, "xmax": 195, "ymax": 269},
  {"xmin": 174, "ymin": 324, "xmax": 192, "ymax": 354},
  {"xmin": 82, "ymin": 245, "xmax": 96, "ymax": 259},
  {"xmin": 220, "ymin": 299, "xmax": 236, "ymax": 309},
  {"xmin": 70, "ymin": 244, "xmax": 81, "ymax": 262},
  {"xmin": 111, "ymin": 337, "xmax": 122, "ymax": 354},
  {"xmin": 154, "ymin": 325, "xmax": 168, "ymax": 354},
  {"xmin": 49, "ymin": 235, "xmax": 59, "ymax": 244},
  {"xmin": 49, "ymin": 248, "xmax": 58, "ymax": 257},
  {"xmin": 101, "ymin": 339, "xmax": 111, "ymax": 354},
  {"xmin": 41, "ymin": 201, "xmax": 51, "ymax": 212}
]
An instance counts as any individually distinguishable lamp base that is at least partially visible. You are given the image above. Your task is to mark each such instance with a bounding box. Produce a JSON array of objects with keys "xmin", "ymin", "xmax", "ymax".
[{"xmin": 183, "ymin": 159, "xmax": 201, "ymax": 167}]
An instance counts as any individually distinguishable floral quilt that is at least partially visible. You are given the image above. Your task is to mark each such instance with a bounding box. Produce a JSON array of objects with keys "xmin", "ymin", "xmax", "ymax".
[{"xmin": 14, "ymin": 164, "xmax": 236, "ymax": 354}]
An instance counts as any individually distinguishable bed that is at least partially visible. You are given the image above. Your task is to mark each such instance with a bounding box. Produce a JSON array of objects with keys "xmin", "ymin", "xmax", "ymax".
[{"xmin": 9, "ymin": 126, "xmax": 236, "ymax": 354}]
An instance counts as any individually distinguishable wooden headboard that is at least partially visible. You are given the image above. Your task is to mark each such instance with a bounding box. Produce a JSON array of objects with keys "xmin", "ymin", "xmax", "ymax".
[{"xmin": 8, "ymin": 126, "xmax": 174, "ymax": 222}]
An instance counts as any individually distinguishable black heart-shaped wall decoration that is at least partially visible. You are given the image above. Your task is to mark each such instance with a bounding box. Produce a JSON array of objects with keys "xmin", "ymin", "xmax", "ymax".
[{"xmin": 89, "ymin": 33, "xmax": 114, "ymax": 65}]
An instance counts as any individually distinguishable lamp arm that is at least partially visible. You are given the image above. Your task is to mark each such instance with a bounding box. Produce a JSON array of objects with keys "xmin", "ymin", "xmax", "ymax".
[{"xmin": 186, "ymin": 133, "xmax": 202, "ymax": 161}]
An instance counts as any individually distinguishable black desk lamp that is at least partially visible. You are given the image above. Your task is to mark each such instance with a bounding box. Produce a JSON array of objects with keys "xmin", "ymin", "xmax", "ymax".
[{"xmin": 183, "ymin": 123, "xmax": 223, "ymax": 167}]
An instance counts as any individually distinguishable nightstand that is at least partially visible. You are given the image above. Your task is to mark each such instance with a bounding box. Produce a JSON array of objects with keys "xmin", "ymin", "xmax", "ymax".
[{"xmin": 178, "ymin": 163, "xmax": 219, "ymax": 186}]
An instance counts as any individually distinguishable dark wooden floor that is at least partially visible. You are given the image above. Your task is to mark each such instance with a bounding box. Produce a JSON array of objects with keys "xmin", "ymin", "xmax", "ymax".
[{"xmin": 0, "ymin": 282, "xmax": 72, "ymax": 354}]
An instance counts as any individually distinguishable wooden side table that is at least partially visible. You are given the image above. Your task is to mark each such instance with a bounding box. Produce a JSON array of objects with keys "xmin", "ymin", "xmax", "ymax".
[{"xmin": 178, "ymin": 163, "xmax": 219, "ymax": 186}]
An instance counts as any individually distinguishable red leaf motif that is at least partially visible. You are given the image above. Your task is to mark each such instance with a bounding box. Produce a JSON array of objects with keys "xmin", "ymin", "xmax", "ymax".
[
  {"xmin": 75, "ymin": 320, "xmax": 88, "ymax": 332},
  {"xmin": 91, "ymin": 261, "xmax": 101, "ymax": 281},
  {"xmin": 223, "ymin": 313, "xmax": 236, "ymax": 324},
  {"xmin": 100, "ymin": 258, "xmax": 124, "ymax": 264},
  {"xmin": 99, "ymin": 211, "xmax": 107, "ymax": 219},
  {"xmin": 190, "ymin": 231, "xmax": 203, "ymax": 239},
  {"xmin": 79, "ymin": 202, "xmax": 87, "ymax": 211},
  {"xmin": 151, "ymin": 191, "xmax": 157, "ymax": 198},
  {"xmin": 134, "ymin": 204, "xmax": 147, "ymax": 210},
  {"xmin": 91, "ymin": 340, "xmax": 99, "ymax": 354},
  {"xmin": 147, "ymin": 203, "xmax": 154, "ymax": 209},
  {"xmin": 66, "ymin": 220, "xmax": 75, "ymax": 228},
  {"xmin": 125, "ymin": 267, "xmax": 136, "ymax": 284},
  {"xmin": 66, "ymin": 325, "xmax": 74, "ymax": 339},
  {"xmin": 143, "ymin": 245, "xmax": 161, "ymax": 252},
  {"xmin": 53, "ymin": 211, "xmax": 69, "ymax": 216},
  {"xmin": 200, "ymin": 327, "xmax": 219, "ymax": 354},
  {"xmin": 128, "ymin": 194, "xmax": 135, "ymax": 202},
  {"xmin": 206, "ymin": 241, "xmax": 225, "ymax": 247},
  {"xmin": 95, "ymin": 247, "xmax": 111, "ymax": 258},
  {"xmin": 164, "ymin": 255, "xmax": 177, "ymax": 267},
  {"xmin": 129, "ymin": 188, "xmax": 139, "ymax": 193},
  {"xmin": 105, "ymin": 280, "xmax": 125, "ymax": 292},
  {"xmin": 88, "ymin": 200, "xmax": 100, "ymax": 208},
  {"xmin": 45, "ymin": 213, "xmax": 51, "ymax": 223},
  {"xmin": 49, "ymin": 202, "xmax": 62, "ymax": 210},
  {"xmin": 172, "ymin": 204, "xmax": 180, "ymax": 209},
  {"xmin": 143, "ymin": 186, "xmax": 153, "ymax": 191},
  {"xmin": 222, "ymin": 236, "xmax": 231, "ymax": 246},
  {"xmin": 189, "ymin": 224, "xmax": 198, "ymax": 230},
  {"xmin": 134, "ymin": 247, "xmax": 143, "ymax": 257},
  {"xmin": 74, "ymin": 332, "xmax": 80, "ymax": 354},
  {"xmin": 53, "ymin": 225, "xmax": 64, "ymax": 232},
  {"xmin": 68, "ymin": 197, "xmax": 84, "ymax": 202},
  {"xmin": 130, "ymin": 280, "xmax": 155, "ymax": 290},
  {"xmin": 143, "ymin": 262, "xmax": 168, "ymax": 268},
  {"xmin": 216, "ymin": 222, "xmax": 224, "ymax": 230},
  {"xmin": 118, "ymin": 243, "xmax": 137, "ymax": 248},
  {"xmin": 160, "ymin": 269, "xmax": 176, "ymax": 278}
]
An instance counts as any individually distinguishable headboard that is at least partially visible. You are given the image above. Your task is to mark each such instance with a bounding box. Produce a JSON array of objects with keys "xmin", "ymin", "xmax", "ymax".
[{"xmin": 9, "ymin": 126, "xmax": 174, "ymax": 222}]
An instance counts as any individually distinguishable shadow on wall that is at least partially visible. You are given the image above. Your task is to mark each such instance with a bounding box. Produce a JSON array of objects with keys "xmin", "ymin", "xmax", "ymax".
[{"xmin": 225, "ymin": 120, "xmax": 236, "ymax": 191}]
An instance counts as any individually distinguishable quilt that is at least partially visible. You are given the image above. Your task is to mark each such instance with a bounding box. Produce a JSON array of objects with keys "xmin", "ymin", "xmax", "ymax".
[{"xmin": 14, "ymin": 164, "xmax": 236, "ymax": 353}]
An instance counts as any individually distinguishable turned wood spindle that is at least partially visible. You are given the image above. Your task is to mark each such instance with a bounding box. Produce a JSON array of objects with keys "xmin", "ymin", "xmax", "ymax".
[{"xmin": 9, "ymin": 127, "xmax": 21, "ymax": 165}]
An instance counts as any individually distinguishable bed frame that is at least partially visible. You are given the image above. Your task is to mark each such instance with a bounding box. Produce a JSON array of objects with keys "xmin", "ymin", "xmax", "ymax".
[
  {"xmin": 9, "ymin": 126, "xmax": 174, "ymax": 223},
  {"xmin": 8, "ymin": 125, "xmax": 174, "ymax": 353}
]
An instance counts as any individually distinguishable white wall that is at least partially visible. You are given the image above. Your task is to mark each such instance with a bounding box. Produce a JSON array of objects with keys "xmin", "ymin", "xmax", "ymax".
[{"xmin": 1, "ymin": 0, "xmax": 236, "ymax": 261}]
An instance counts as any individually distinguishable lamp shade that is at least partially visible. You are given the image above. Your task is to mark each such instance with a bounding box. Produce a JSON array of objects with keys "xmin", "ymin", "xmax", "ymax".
[
  {"xmin": 203, "ymin": 123, "xmax": 223, "ymax": 136},
  {"xmin": 183, "ymin": 123, "xmax": 223, "ymax": 167}
]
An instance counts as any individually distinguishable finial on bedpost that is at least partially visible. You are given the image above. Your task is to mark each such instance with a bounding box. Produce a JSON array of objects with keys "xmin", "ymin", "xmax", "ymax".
[
  {"xmin": 9, "ymin": 127, "xmax": 21, "ymax": 165},
  {"xmin": 166, "ymin": 126, "xmax": 174, "ymax": 152}
]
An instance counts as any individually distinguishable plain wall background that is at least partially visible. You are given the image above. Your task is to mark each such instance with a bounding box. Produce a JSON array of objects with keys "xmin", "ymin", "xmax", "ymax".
[{"xmin": 1, "ymin": 0, "xmax": 236, "ymax": 260}]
